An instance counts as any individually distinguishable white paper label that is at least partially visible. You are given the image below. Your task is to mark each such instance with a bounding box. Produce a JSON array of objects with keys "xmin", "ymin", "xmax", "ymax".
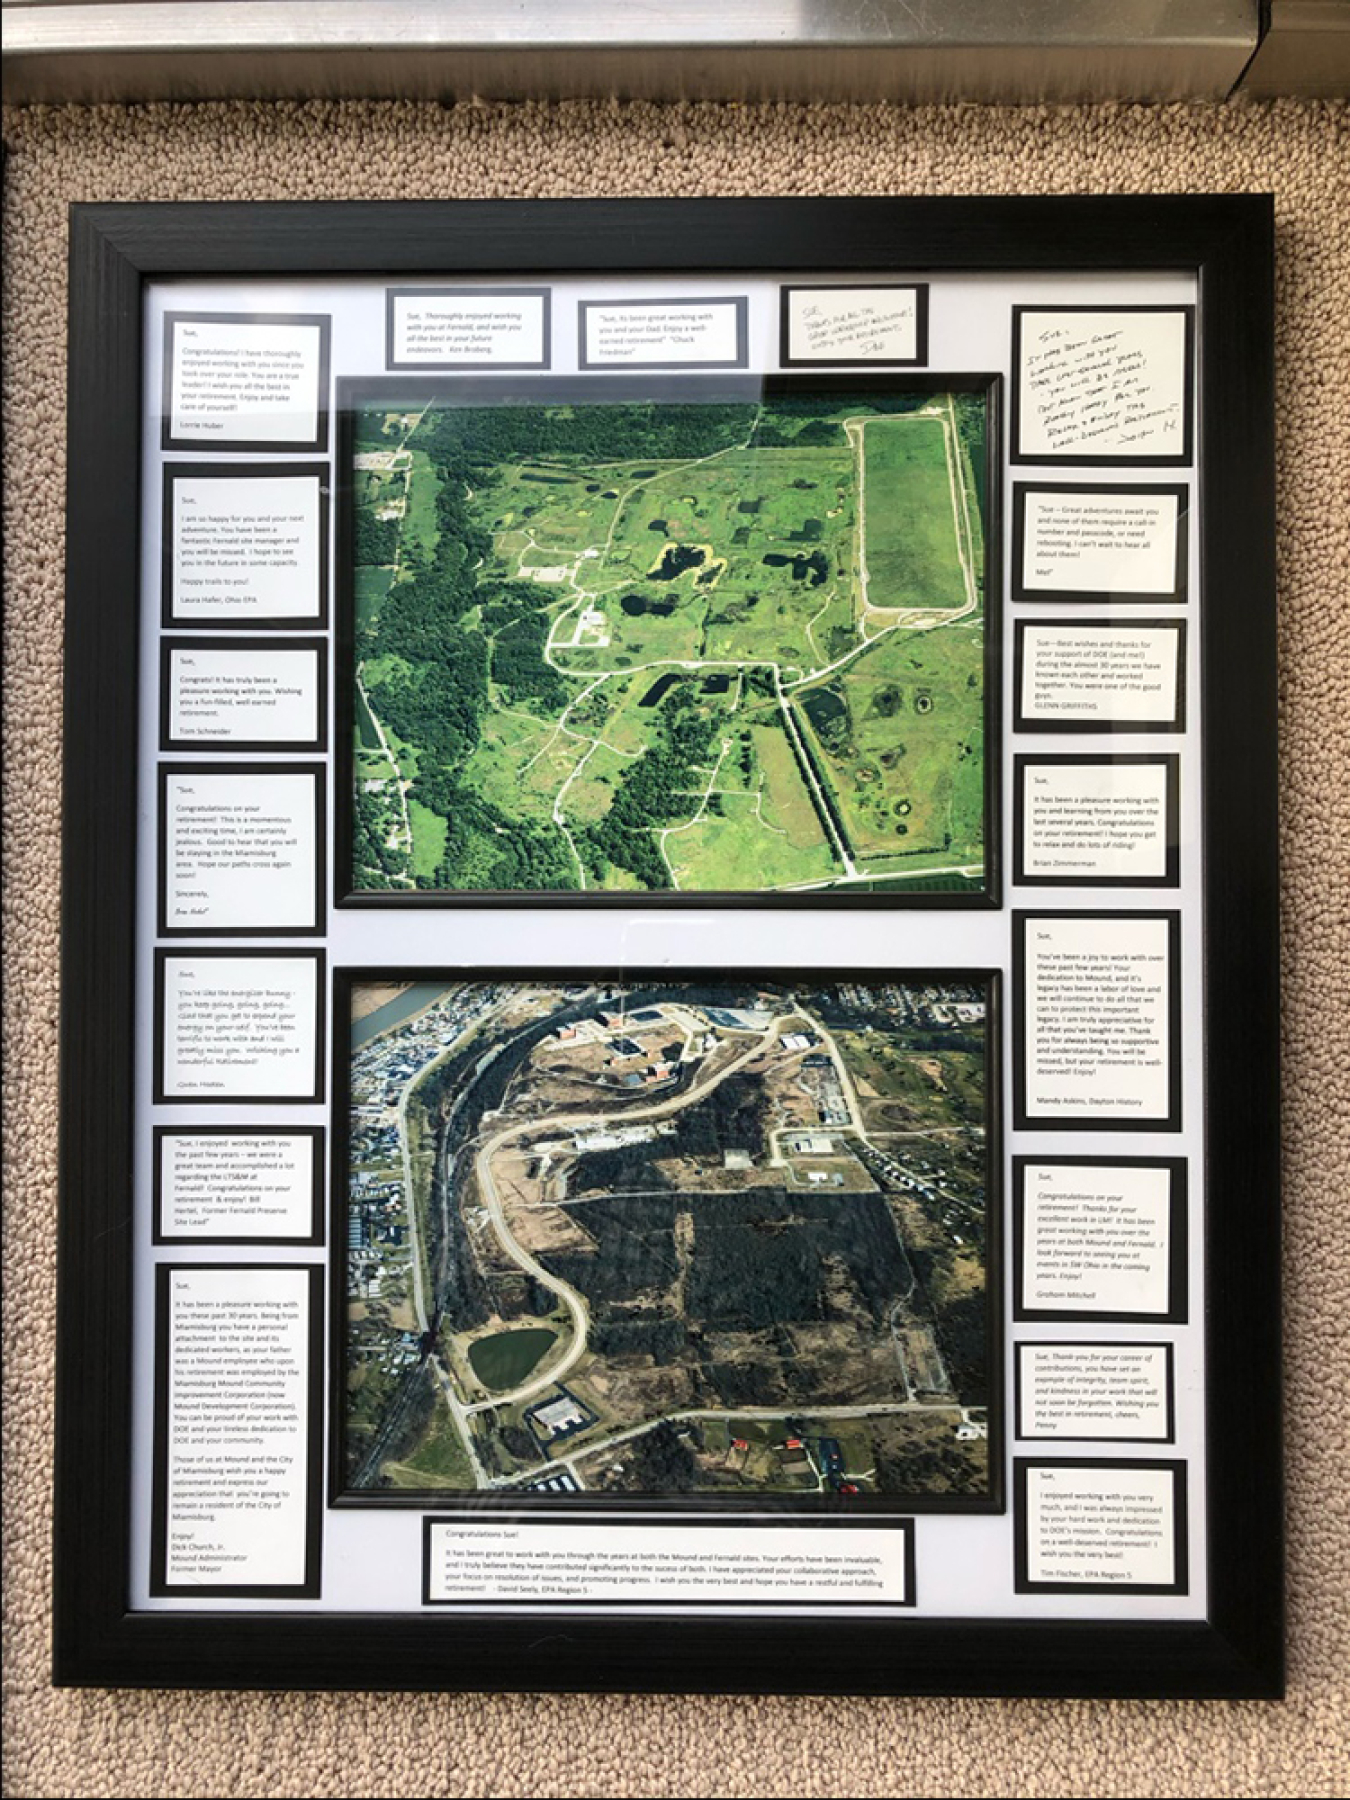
[
  {"xmin": 1019, "ymin": 624, "xmax": 1182, "ymax": 727},
  {"xmin": 161, "ymin": 1266, "xmax": 312, "ymax": 1588},
  {"xmin": 1024, "ymin": 1464, "xmax": 1180, "ymax": 1587},
  {"xmin": 1019, "ymin": 1344, "xmax": 1171, "ymax": 1440},
  {"xmin": 171, "ymin": 474, "xmax": 323, "ymax": 622},
  {"xmin": 581, "ymin": 299, "xmax": 744, "ymax": 367},
  {"xmin": 785, "ymin": 287, "xmax": 920, "ymax": 362},
  {"xmin": 166, "ymin": 645, "xmax": 322, "ymax": 745},
  {"xmin": 168, "ymin": 317, "xmax": 325, "ymax": 445},
  {"xmin": 1022, "ymin": 490, "xmax": 1180, "ymax": 595},
  {"xmin": 427, "ymin": 1520, "xmax": 910, "ymax": 1606},
  {"xmin": 1017, "ymin": 311, "xmax": 1190, "ymax": 460},
  {"xmin": 1020, "ymin": 761, "xmax": 1171, "ymax": 882},
  {"xmin": 159, "ymin": 954, "xmax": 319, "ymax": 1098},
  {"xmin": 159, "ymin": 1132, "xmax": 316, "ymax": 1239},
  {"xmin": 1021, "ymin": 1162, "xmax": 1174, "ymax": 1316},
  {"xmin": 390, "ymin": 290, "xmax": 547, "ymax": 366},
  {"xmin": 163, "ymin": 770, "xmax": 318, "ymax": 932},
  {"xmin": 1021, "ymin": 915, "xmax": 1175, "ymax": 1122}
]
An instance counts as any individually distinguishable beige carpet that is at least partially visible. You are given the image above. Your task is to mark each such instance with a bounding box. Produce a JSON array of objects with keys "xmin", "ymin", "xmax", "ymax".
[{"xmin": 3, "ymin": 96, "xmax": 1347, "ymax": 1800}]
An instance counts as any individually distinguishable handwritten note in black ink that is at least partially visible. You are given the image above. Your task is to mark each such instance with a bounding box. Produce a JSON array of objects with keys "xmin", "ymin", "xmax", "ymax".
[
  {"xmin": 782, "ymin": 285, "xmax": 927, "ymax": 366},
  {"xmin": 1013, "ymin": 309, "xmax": 1193, "ymax": 466}
]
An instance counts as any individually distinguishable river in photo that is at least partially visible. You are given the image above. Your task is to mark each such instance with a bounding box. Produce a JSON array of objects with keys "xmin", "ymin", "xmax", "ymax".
[{"xmin": 351, "ymin": 981, "xmax": 458, "ymax": 1048}]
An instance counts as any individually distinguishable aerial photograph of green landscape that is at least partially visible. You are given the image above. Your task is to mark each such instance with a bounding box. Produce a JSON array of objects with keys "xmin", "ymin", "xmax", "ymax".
[
  {"xmin": 340, "ymin": 973, "xmax": 996, "ymax": 1506},
  {"xmin": 341, "ymin": 377, "xmax": 993, "ymax": 899}
]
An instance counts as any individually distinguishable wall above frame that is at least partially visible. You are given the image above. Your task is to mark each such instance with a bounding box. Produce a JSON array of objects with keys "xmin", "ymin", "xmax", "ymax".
[{"xmin": 1, "ymin": 0, "xmax": 1279, "ymax": 106}]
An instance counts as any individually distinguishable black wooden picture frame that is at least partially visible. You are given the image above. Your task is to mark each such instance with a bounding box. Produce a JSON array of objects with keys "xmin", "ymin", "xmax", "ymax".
[{"xmin": 55, "ymin": 195, "xmax": 1280, "ymax": 1697}]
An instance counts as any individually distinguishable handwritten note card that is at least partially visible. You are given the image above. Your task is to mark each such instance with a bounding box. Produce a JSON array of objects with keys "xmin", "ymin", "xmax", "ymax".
[
  {"xmin": 782, "ymin": 286, "xmax": 926, "ymax": 365},
  {"xmin": 156, "ymin": 951, "xmax": 322, "ymax": 1102},
  {"xmin": 1015, "ymin": 309, "xmax": 1192, "ymax": 464}
]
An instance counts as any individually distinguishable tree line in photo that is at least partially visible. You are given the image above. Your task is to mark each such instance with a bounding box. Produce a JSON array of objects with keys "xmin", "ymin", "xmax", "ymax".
[{"xmin": 354, "ymin": 402, "xmax": 766, "ymax": 891}]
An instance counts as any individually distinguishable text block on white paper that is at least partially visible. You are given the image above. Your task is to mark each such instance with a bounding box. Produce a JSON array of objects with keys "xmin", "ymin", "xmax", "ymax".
[
  {"xmin": 426, "ymin": 1518, "xmax": 913, "ymax": 1607},
  {"xmin": 165, "ymin": 314, "xmax": 329, "ymax": 449},
  {"xmin": 388, "ymin": 288, "xmax": 549, "ymax": 368},
  {"xmin": 156, "ymin": 951, "xmax": 322, "ymax": 1101},
  {"xmin": 579, "ymin": 298, "xmax": 747, "ymax": 368},
  {"xmin": 153, "ymin": 1264, "xmax": 318, "ymax": 1593}
]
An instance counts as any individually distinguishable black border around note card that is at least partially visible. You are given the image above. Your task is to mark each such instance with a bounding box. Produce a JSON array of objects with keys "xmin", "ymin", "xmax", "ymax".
[
  {"xmin": 1012, "ymin": 753, "xmax": 1181, "ymax": 889},
  {"xmin": 1011, "ymin": 910, "xmax": 1183, "ymax": 1132},
  {"xmin": 159, "ymin": 637, "xmax": 328, "ymax": 753},
  {"xmin": 1009, "ymin": 306, "xmax": 1196, "ymax": 469},
  {"xmin": 1012, "ymin": 618, "xmax": 1188, "ymax": 735},
  {"xmin": 385, "ymin": 286, "xmax": 552, "ymax": 371},
  {"xmin": 161, "ymin": 313, "xmax": 332, "ymax": 455},
  {"xmin": 56, "ymin": 197, "xmax": 1280, "ymax": 1700},
  {"xmin": 151, "ymin": 1124, "xmax": 326, "ymax": 1247},
  {"xmin": 422, "ymin": 1513, "xmax": 919, "ymax": 1609},
  {"xmin": 161, "ymin": 462, "xmax": 330, "ymax": 632},
  {"xmin": 149, "ymin": 1262, "xmax": 324, "ymax": 1597},
  {"xmin": 779, "ymin": 283, "xmax": 930, "ymax": 367},
  {"xmin": 1010, "ymin": 482, "xmax": 1190, "ymax": 604},
  {"xmin": 152, "ymin": 947, "xmax": 327, "ymax": 1104},
  {"xmin": 1012, "ymin": 1155, "xmax": 1189, "ymax": 1326},
  {"xmin": 577, "ymin": 295, "xmax": 749, "ymax": 370},
  {"xmin": 1013, "ymin": 1458, "xmax": 1189, "ymax": 1596},
  {"xmin": 156, "ymin": 762, "xmax": 327, "ymax": 937},
  {"xmin": 1014, "ymin": 1342, "xmax": 1177, "ymax": 1446}
]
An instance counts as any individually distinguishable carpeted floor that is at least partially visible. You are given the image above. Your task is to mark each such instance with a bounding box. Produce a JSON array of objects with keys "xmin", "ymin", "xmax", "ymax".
[{"xmin": 2, "ymin": 96, "xmax": 1347, "ymax": 1800}]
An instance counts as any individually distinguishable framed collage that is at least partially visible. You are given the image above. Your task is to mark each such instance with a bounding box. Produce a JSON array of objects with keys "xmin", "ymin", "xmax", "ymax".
[{"xmin": 53, "ymin": 196, "xmax": 1281, "ymax": 1695}]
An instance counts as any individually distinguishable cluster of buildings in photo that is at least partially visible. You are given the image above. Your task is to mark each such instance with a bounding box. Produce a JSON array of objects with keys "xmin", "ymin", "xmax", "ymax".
[
  {"xmin": 346, "ymin": 985, "xmax": 500, "ymax": 1319},
  {"xmin": 835, "ymin": 981, "xmax": 985, "ymax": 1029}
]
